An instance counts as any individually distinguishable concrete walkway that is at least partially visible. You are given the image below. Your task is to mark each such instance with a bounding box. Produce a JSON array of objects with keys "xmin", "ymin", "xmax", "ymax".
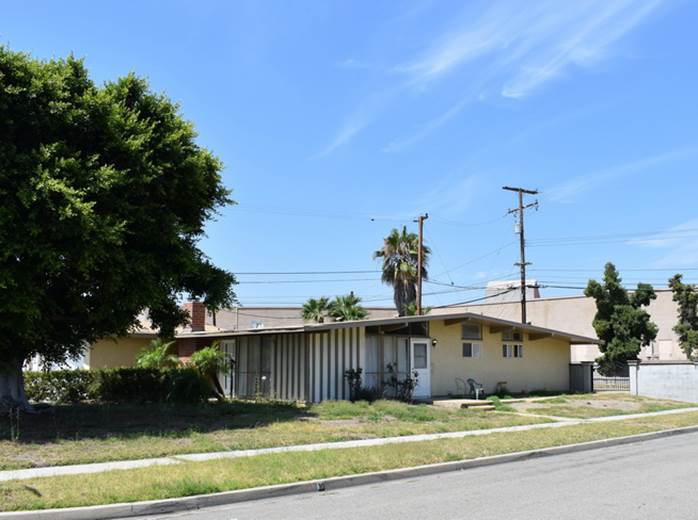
[{"xmin": 2, "ymin": 406, "xmax": 697, "ymax": 483}]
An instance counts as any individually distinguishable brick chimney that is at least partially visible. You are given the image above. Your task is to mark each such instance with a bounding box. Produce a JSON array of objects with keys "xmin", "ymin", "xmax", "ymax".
[{"xmin": 183, "ymin": 301, "xmax": 206, "ymax": 332}]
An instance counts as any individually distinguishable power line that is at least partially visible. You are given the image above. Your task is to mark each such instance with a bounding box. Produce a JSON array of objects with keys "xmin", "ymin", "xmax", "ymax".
[
  {"xmin": 432, "ymin": 288, "xmax": 519, "ymax": 308},
  {"xmin": 433, "ymin": 241, "xmax": 516, "ymax": 277},
  {"xmin": 237, "ymin": 278, "xmax": 377, "ymax": 285},
  {"xmin": 236, "ymin": 270, "xmax": 380, "ymax": 275}
]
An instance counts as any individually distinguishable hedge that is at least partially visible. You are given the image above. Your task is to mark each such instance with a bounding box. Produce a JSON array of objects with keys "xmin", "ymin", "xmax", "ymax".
[{"xmin": 24, "ymin": 367, "xmax": 213, "ymax": 404}]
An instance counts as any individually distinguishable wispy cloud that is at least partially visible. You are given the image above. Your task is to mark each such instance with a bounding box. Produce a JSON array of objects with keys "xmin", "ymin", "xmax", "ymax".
[
  {"xmin": 545, "ymin": 145, "xmax": 698, "ymax": 203},
  {"xmin": 413, "ymin": 174, "xmax": 481, "ymax": 218},
  {"xmin": 389, "ymin": 0, "xmax": 661, "ymax": 150},
  {"xmin": 317, "ymin": 0, "xmax": 662, "ymax": 156},
  {"xmin": 629, "ymin": 218, "xmax": 698, "ymax": 267},
  {"xmin": 311, "ymin": 115, "xmax": 368, "ymax": 159},
  {"xmin": 397, "ymin": 0, "xmax": 661, "ymax": 97}
]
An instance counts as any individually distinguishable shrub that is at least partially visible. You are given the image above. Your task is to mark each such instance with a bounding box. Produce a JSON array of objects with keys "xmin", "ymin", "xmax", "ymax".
[
  {"xmin": 24, "ymin": 370, "xmax": 95, "ymax": 403},
  {"xmin": 90, "ymin": 368, "xmax": 166, "ymax": 403},
  {"xmin": 24, "ymin": 367, "xmax": 214, "ymax": 405},
  {"xmin": 135, "ymin": 339, "xmax": 180, "ymax": 369},
  {"xmin": 189, "ymin": 344, "xmax": 227, "ymax": 401},
  {"xmin": 164, "ymin": 368, "xmax": 212, "ymax": 404}
]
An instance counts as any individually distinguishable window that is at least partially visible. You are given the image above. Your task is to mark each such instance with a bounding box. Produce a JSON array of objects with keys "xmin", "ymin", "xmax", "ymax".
[
  {"xmin": 461, "ymin": 323, "xmax": 482, "ymax": 340},
  {"xmin": 502, "ymin": 344, "xmax": 523, "ymax": 358},
  {"xmin": 462, "ymin": 342, "xmax": 481, "ymax": 358},
  {"xmin": 413, "ymin": 343, "xmax": 428, "ymax": 369},
  {"xmin": 502, "ymin": 329, "xmax": 523, "ymax": 342}
]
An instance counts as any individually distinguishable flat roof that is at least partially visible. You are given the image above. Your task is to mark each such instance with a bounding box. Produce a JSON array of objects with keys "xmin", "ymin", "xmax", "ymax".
[{"xmin": 177, "ymin": 311, "xmax": 599, "ymax": 344}]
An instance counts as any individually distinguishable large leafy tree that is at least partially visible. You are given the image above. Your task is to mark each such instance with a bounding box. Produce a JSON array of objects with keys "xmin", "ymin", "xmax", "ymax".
[
  {"xmin": 328, "ymin": 293, "xmax": 368, "ymax": 322},
  {"xmin": 302, "ymin": 297, "xmax": 330, "ymax": 323},
  {"xmin": 585, "ymin": 262, "xmax": 658, "ymax": 373},
  {"xmin": 0, "ymin": 48, "xmax": 235, "ymax": 409},
  {"xmin": 668, "ymin": 274, "xmax": 698, "ymax": 360},
  {"xmin": 373, "ymin": 226, "xmax": 430, "ymax": 316}
]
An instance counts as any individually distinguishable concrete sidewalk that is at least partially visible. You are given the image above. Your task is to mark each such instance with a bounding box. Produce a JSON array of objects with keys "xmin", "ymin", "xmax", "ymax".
[{"xmin": 2, "ymin": 406, "xmax": 697, "ymax": 482}]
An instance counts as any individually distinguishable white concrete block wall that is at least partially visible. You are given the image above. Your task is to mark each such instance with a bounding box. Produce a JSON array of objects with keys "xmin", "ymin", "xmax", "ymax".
[{"xmin": 631, "ymin": 361, "xmax": 698, "ymax": 403}]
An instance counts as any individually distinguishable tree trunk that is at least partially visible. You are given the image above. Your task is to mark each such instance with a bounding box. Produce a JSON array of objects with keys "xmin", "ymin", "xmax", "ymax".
[{"xmin": 0, "ymin": 358, "xmax": 34, "ymax": 412}]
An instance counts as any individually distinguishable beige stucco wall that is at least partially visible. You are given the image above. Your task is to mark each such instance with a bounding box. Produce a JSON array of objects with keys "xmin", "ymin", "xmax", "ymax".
[
  {"xmin": 428, "ymin": 319, "xmax": 571, "ymax": 396},
  {"xmin": 437, "ymin": 289, "xmax": 683, "ymax": 363},
  {"xmin": 88, "ymin": 337, "xmax": 152, "ymax": 369}
]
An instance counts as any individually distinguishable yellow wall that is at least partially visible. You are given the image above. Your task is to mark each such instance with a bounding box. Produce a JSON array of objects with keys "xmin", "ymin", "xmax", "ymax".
[
  {"xmin": 429, "ymin": 320, "xmax": 571, "ymax": 396},
  {"xmin": 88, "ymin": 337, "xmax": 152, "ymax": 369}
]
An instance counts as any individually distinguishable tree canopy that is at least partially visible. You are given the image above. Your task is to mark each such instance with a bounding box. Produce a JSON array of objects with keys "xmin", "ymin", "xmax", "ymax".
[
  {"xmin": 301, "ymin": 297, "xmax": 330, "ymax": 323},
  {"xmin": 328, "ymin": 293, "xmax": 368, "ymax": 322},
  {"xmin": 584, "ymin": 262, "xmax": 657, "ymax": 372},
  {"xmin": 373, "ymin": 226, "xmax": 430, "ymax": 316},
  {"xmin": 668, "ymin": 274, "xmax": 698, "ymax": 360},
  {"xmin": 0, "ymin": 48, "xmax": 235, "ymax": 405}
]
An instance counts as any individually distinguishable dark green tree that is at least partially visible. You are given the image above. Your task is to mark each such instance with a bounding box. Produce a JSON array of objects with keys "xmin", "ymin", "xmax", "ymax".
[
  {"xmin": 328, "ymin": 293, "xmax": 368, "ymax": 322},
  {"xmin": 373, "ymin": 226, "xmax": 430, "ymax": 316},
  {"xmin": 668, "ymin": 274, "xmax": 698, "ymax": 360},
  {"xmin": 585, "ymin": 262, "xmax": 657, "ymax": 373},
  {"xmin": 0, "ymin": 48, "xmax": 235, "ymax": 409},
  {"xmin": 301, "ymin": 297, "xmax": 330, "ymax": 323}
]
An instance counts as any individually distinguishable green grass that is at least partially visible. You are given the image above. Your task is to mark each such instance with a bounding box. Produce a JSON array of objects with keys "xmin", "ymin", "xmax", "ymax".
[
  {"xmin": 523, "ymin": 393, "xmax": 693, "ymax": 419},
  {"xmin": 487, "ymin": 396, "xmax": 515, "ymax": 412},
  {"xmin": 3, "ymin": 410, "xmax": 698, "ymax": 512},
  {"xmin": 0, "ymin": 400, "xmax": 548, "ymax": 471}
]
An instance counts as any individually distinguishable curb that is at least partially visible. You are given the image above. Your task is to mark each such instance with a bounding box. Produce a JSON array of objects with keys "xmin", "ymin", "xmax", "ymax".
[{"xmin": 3, "ymin": 424, "xmax": 698, "ymax": 520}]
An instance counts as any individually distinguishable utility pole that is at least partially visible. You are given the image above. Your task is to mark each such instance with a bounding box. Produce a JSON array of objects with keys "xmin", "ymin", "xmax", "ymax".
[
  {"xmin": 414, "ymin": 213, "xmax": 429, "ymax": 315},
  {"xmin": 503, "ymin": 186, "xmax": 538, "ymax": 324}
]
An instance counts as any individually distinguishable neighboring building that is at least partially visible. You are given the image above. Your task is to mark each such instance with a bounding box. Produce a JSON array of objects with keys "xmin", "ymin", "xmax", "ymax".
[
  {"xmin": 175, "ymin": 309, "xmax": 596, "ymax": 401},
  {"xmin": 210, "ymin": 306, "xmax": 396, "ymax": 331},
  {"xmin": 485, "ymin": 279, "xmax": 540, "ymax": 303},
  {"xmin": 443, "ymin": 289, "xmax": 683, "ymax": 363}
]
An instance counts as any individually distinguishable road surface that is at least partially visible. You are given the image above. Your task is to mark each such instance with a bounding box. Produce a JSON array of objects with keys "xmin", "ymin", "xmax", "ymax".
[{"xmin": 137, "ymin": 432, "xmax": 698, "ymax": 520}]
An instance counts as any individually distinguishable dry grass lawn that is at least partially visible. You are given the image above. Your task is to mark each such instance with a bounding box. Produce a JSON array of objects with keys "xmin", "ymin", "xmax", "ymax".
[
  {"xmin": 2, "ymin": 410, "xmax": 698, "ymax": 512},
  {"xmin": 515, "ymin": 392, "xmax": 693, "ymax": 418},
  {"xmin": 0, "ymin": 399, "xmax": 549, "ymax": 470}
]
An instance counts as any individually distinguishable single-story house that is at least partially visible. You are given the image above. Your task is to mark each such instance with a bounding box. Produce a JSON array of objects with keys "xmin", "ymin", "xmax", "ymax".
[{"xmin": 173, "ymin": 308, "xmax": 597, "ymax": 402}]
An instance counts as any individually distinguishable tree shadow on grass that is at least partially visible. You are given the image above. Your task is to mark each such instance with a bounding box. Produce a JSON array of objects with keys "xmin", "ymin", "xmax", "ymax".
[{"xmin": 0, "ymin": 400, "xmax": 315, "ymax": 444}]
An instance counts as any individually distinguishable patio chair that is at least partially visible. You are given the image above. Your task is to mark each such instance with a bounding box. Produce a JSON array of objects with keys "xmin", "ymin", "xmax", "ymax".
[{"xmin": 467, "ymin": 378, "xmax": 485, "ymax": 400}]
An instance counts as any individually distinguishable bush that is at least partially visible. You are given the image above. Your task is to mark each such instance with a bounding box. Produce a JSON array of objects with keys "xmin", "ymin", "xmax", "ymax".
[
  {"xmin": 135, "ymin": 339, "xmax": 180, "ymax": 369},
  {"xmin": 24, "ymin": 370, "xmax": 95, "ymax": 403},
  {"xmin": 164, "ymin": 368, "xmax": 213, "ymax": 404},
  {"xmin": 24, "ymin": 367, "xmax": 215, "ymax": 405}
]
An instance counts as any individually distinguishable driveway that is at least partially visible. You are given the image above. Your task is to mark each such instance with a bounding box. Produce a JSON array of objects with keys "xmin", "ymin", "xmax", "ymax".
[{"xmin": 135, "ymin": 431, "xmax": 698, "ymax": 520}]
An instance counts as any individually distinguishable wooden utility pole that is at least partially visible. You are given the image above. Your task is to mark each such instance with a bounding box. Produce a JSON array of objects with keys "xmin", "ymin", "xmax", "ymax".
[
  {"xmin": 503, "ymin": 186, "xmax": 538, "ymax": 324},
  {"xmin": 415, "ymin": 213, "xmax": 429, "ymax": 315}
]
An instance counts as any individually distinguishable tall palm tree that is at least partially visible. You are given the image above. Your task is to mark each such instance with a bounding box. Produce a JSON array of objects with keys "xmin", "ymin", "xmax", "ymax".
[
  {"xmin": 302, "ymin": 297, "xmax": 330, "ymax": 323},
  {"xmin": 373, "ymin": 226, "xmax": 431, "ymax": 316},
  {"xmin": 328, "ymin": 293, "xmax": 368, "ymax": 321}
]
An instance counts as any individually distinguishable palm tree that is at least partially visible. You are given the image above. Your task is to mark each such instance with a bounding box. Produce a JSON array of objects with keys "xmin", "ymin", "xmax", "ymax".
[
  {"xmin": 329, "ymin": 293, "xmax": 368, "ymax": 321},
  {"xmin": 135, "ymin": 339, "xmax": 180, "ymax": 369},
  {"xmin": 373, "ymin": 226, "xmax": 430, "ymax": 316},
  {"xmin": 302, "ymin": 297, "xmax": 330, "ymax": 323}
]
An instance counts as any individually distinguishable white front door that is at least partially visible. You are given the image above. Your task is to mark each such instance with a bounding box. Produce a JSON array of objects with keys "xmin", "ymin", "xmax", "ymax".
[{"xmin": 409, "ymin": 338, "xmax": 431, "ymax": 399}]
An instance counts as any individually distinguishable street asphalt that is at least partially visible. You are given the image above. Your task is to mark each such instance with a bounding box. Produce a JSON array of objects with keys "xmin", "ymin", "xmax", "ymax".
[{"xmin": 135, "ymin": 431, "xmax": 698, "ymax": 520}]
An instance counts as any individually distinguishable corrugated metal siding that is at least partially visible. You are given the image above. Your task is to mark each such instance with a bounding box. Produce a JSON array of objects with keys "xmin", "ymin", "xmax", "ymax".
[
  {"xmin": 227, "ymin": 333, "xmax": 306, "ymax": 401},
  {"xmin": 218, "ymin": 326, "xmax": 367, "ymax": 403},
  {"xmin": 306, "ymin": 326, "xmax": 366, "ymax": 402}
]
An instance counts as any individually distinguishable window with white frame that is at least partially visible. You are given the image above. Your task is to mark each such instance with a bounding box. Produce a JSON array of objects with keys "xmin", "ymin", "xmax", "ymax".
[
  {"xmin": 461, "ymin": 323, "xmax": 482, "ymax": 340},
  {"xmin": 502, "ymin": 344, "xmax": 523, "ymax": 358},
  {"xmin": 462, "ymin": 342, "xmax": 482, "ymax": 358}
]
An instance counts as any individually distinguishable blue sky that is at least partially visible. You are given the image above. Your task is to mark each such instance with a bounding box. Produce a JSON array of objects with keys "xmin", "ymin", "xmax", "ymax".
[{"xmin": 4, "ymin": 0, "xmax": 698, "ymax": 308}]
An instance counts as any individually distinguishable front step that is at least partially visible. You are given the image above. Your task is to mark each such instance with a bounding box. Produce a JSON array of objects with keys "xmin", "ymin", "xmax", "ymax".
[{"xmin": 432, "ymin": 399, "xmax": 496, "ymax": 411}]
